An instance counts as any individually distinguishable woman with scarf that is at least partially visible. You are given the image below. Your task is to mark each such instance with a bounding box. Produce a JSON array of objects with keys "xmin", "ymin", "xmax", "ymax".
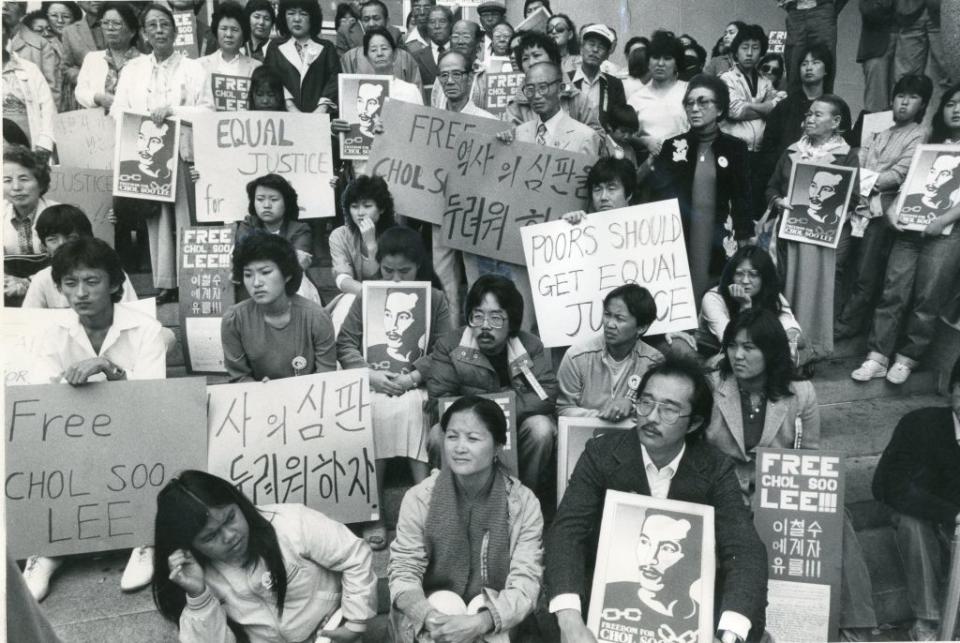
[
  {"xmin": 75, "ymin": 3, "xmax": 140, "ymax": 111},
  {"xmin": 388, "ymin": 395, "xmax": 543, "ymax": 643}
]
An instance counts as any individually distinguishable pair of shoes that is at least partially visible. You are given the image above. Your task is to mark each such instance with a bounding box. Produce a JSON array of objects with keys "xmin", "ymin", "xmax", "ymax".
[
  {"xmin": 851, "ymin": 359, "xmax": 887, "ymax": 381},
  {"xmin": 120, "ymin": 546, "xmax": 154, "ymax": 592},
  {"xmin": 886, "ymin": 361, "xmax": 913, "ymax": 385},
  {"xmin": 155, "ymin": 288, "xmax": 179, "ymax": 305},
  {"xmin": 22, "ymin": 555, "xmax": 62, "ymax": 602},
  {"xmin": 839, "ymin": 627, "xmax": 874, "ymax": 642},
  {"xmin": 908, "ymin": 618, "xmax": 939, "ymax": 641},
  {"xmin": 361, "ymin": 522, "xmax": 388, "ymax": 551}
]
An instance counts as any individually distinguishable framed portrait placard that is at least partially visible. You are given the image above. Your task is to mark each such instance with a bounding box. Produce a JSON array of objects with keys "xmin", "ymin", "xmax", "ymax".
[
  {"xmin": 112, "ymin": 111, "xmax": 180, "ymax": 203},
  {"xmin": 557, "ymin": 417, "xmax": 632, "ymax": 505},
  {"xmin": 361, "ymin": 281, "xmax": 432, "ymax": 375},
  {"xmin": 777, "ymin": 161, "xmax": 856, "ymax": 249},
  {"xmin": 338, "ymin": 74, "xmax": 392, "ymax": 160},
  {"xmin": 894, "ymin": 144, "xmax": 960, "ymax": 235},
  {"xmin": 587, "ymin": 491, "xmax": 716, "ymax": 643}
]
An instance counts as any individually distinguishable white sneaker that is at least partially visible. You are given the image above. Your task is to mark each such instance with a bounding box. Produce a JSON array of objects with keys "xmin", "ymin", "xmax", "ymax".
[
  {"xmin": 851, "ymin": 359, "xmax": 887, "ymax": 381},
  {"xmin": 120, "ymin": 546, "xmax": 154, "ymax": 592},
  {"xmin": 886, "ymin": 362, "xmax": 913, "ymax": 385},
  {"xmin": 22, "ymin": 555, "xmax": 62, "ymax": 602}
]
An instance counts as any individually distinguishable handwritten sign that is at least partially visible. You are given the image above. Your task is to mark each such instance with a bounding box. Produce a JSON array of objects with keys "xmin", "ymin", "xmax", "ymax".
[
  {"xmin": 754, "ymin": 448, "xmax": 845, "ymax": 643},
  {"xmin": 4, "ymin": 379, "xmax": 208, "ymax": 558},
  {"xmin": 47, "ymin": 166, "xmax": 115, "ymax": 247},
  {"xmin": 53, "ymin": 108, "xmax": 116, "ymax": 170},
  {"xmin": 206, "ymin": 369, "xmax": 380, "ymax": 525},
  {"xmin": 193, "ymin": 111, "xmax": 336, "ymax": 222},
  {"xmin": 556, "ymin": 417, "xmax": 631, "ymax": 504},
  {"xmin": 212, "ymin": 74, "xmax": 252, "ymax": 111},
  {"xmin": 484, "ymin": 72, "xmax": 524, "ymax": 117},
  {"xmin": 179, "ymin": 226, "xmax": 235, "ymax": 373},
  {"xmin": 521, "ymin": 200, "xmax": 696, "ymax": 347},
  {"xmin": 439, "ymin": 391, "xmax": 519, "ymax": 476},
  {"xmin": 367, "ymin": 101, "xmax": 505, "ymax": 224},
  {"xmin": 173, "ymin": 10, "xmax": 199, "ymax": 58}
]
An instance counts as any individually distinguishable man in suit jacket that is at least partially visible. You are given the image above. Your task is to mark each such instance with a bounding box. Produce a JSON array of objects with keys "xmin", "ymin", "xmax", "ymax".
[
  {"xmin": 61, "ymin": 1, "xmax": 106, "ymax": 89},
  {"xmin": 545, "ymin": 355, "xmax": 768, "ymax": 643},
  {"xmin": 411, "ymin": 5, "xmax": 452, "ymax": 104},
  {"xmin": 570, "ymin": 24, "xmax": 628, "ymax": 137},
  {"xmin": 872, "ymin": 356, "xmax": 960, "ymax": 642}
]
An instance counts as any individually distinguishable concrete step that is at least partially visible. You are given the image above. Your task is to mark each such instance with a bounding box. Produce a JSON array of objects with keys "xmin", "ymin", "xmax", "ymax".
[
  {"xmin": 819, "ymin": 393, "xmax": 946, "ymax": 458},
  {"xmin": 812, "ymin": 355, "xmax": 939, "ymax": 405}
]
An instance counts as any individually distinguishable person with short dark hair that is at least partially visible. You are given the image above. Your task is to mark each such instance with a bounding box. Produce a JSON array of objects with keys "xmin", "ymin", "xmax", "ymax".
[
  {"xmin": 503, "ymin": 30, "xmax": 585, "ymax": 126},
  {"xmin": 523, "ymin": 0, "xmax": 551, "ymax": 18},
  {"xmin": 74, "ymin": 2, "xmax": 141, "ymax": 111},
  {"xmin": 199, "ymin": 1, "xmax": 261, "ymax": 83},
  {"xmin": 622, "ymin": 35, "xmax": 651, "ymax": 98},
  {"xmin": 682, "ymin": 41, "xmax": 708, "ymax": 82},
  {"xmin": 403, "ymin": 0, "xmax": 437, "ymax": 53},
  {"xmin": 756, "ymin": 51, "xmax": 783, "ymax": 90},
  {"xmin": 545, "ymin": 13, "xmax": 578, "ymax": 75},
  {"xmin": 779, "ymin": 0, "xmax": 845, "ymax": 95},
  {"xmin": 704, "ymin": 21, "xmax": 745, "ymax": 77},
  {"xmin": 340, "ymin": 21, "xmax": 423, "ymax": 88},
  {"xmin": 477, "ymin": 0, "xmax": 506, "ymax": 60},
  {"xmin": 545, "ymin": 353, "xmax": 768, "ymax": 643},
  {"xmin": 410, "ymin": 4, "xmax": 453, "ymax": 103},
  {"xmin": 246, "ymin": 64, "xmax": 287, "ymax": 110},
  {"xmin": 329, "ymin": 175, "xmax": 397, "ymax": 297},
  {"xmin": 242, "ymin": 0, "xmax": 275, "ymax": 61},
  {"xmin": 629, "ymin": 30, "xmax": 689, "ymax": 158}
]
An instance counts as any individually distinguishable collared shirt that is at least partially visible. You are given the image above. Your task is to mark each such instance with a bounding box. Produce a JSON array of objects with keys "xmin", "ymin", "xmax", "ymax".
[
  {"xmin": 456, "ymin": 99, "xmax": 497, "ymax": 120},
  {"xmin": 198, "ymin": 49, "xmax": 262, "ymax": 78},
  {"xmin": 640, "ymin": 443, "xmax": 685, "ymax": 499},
  {"xmin": 537, "ymin": 109, "xmax": 566, "ymax": 144},
  {"xmin": 572, "ymin": 65, "xmax": 602, "ymax": 131},
  {"xmin": 431, "ymin": 61, "xmax": 486, "ymax": 111},
  {"xmin": 3, "ymin": 197, "xmax": 56, "ymax": 255},
  {"xmin": 430, "ymin": 40, "xmax": 446, "ymax": 64},
  {"xmin": 405, "ymin": 27, "xmax": 429, "ymax": 49}
]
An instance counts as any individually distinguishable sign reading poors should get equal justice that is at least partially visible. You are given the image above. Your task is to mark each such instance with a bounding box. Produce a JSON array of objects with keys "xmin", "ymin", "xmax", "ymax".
[{"xmin": 521, "ymin": 200, "xmax": 697, "ymax": 347}]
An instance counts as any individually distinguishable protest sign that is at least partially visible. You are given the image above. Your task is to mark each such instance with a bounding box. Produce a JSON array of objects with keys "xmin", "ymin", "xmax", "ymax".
[
  {"xmin": 48, "ymin": 166, "xmax": 115, "ymax": 247},
  {"xmin": 53, "ymin": 108, "xmax": 116, "ymax": 170},
  {"xmin": 588, "ymin": 491, "xmax": 716, "ymax": 643},
  {"xmin": 778, "ymin": 161, "xmax": 856, "ymax": 249},
  {"xmin": 754, "ymin": 448, "xmax": 846, "ymax": 643},
  {"xmin": 441, "ymin": 133, "xmax": 595, "ymax": 264},
  {"xmin": 4, "ymin": 379, "xmax": 208, "ymax": 558},
  {"xmin": 362, "ymin": 281, "xmax": 431, "ymax": 374},
  {"xmin": 894, "ymin": 144, "xmax": 960, "ymax": 234},
  {"xmin": 113, "ymin": 111, "xmax": 180, "ymax": 203},
  {"xmin": 768, "ymin": 30, "xmax": 787, "ymax": 54},
  {"xmin": 521, "ymin": 200, "xmax": 696, "ymax": 347},
  {"xmin": 861, "ymin": 110, "xmax": 894, "ymax": 147},
  {"xmin": 179, "ymin": 226, "xmax": 235, "ymax": 373},
  {"xmin": 484, "ymin": 72, "xmax": 524, "ymax": 117},
  {"xmin": 173, "ymin": 10, "xmax": 199, "ymax": 58},
  {"xmin": 366, "ymin": 101, "xmax": 506, "ymax": 224},
  {"xmin": 339, "ymin": 74, "xmax": 392, "ymax": 160},
  {"xmin": 206, "ymin": 369, "xmax": 380, "ymax": 525},
  {"xmin": 212, "ymin": 74, "xmax": 252, "ymax": 111},
  {"xmin": 557, "ymin": 417, "xmax": 631, "ymax": 504},
  {"xmin": 516, "ymin": 6, "xmax": 550, "ymax": 32},
  {"xmin": 193, "ymin": 111, "xmax": 336, "ymax": 222},
  {"xmin": 439, "ymin": 391, "xmax": 519, "ymax": 477}
]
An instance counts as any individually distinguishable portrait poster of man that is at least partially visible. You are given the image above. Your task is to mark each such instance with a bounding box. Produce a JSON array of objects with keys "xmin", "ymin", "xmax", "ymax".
[
  {"xmin": 894, "ymin": 144, "xmax": 960, "ymax": 235},
  {"xmin": 338, "ymin": 74, "xmax": 392, "ymax": 160},
  {"xmin": 112, "ymin": 111, "xmax": 180, "ymax": 203},
  {"xmin": 556, "ymin": 417, "xmax": 632, "ymax": 505},
  {"xmin": 588, "ymin": 491, "xmax": 716, "ymax": 643},
  {"xmin": 361, "ymin": 280, "xmax": 431, "ymax": 374},
  {"xmin": 778, "ymin": 161, "xmax": 856, "ymax": 249}
]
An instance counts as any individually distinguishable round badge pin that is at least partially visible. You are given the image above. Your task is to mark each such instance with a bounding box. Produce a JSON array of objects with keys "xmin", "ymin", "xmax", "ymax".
[{"xmin": 718, "ymin": 156, "xmax": 729, "ymax": 168}]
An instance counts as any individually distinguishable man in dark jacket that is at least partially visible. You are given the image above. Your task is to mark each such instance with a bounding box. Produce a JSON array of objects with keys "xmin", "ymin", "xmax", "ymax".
[
  {"xmin": 570, "ymin": 24, "xmax": 628, "ymax": 137},
  {"xmin": 859, "ymin": 0, "xmax": 898, "ymax": 112},
  {"xmin": 873, "ymin": 355, "xmax": 960, "ymax": 642}
]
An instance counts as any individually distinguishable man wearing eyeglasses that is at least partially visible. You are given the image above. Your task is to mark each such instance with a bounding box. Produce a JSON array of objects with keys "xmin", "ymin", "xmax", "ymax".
[
  {"xmin": 426, "ymin": 274, "xmax": 558, "ymax": 498},
  {"xmin": 403, "ymin": 0, "xmax": 435, "ymax": 54},
  {"xmin": 429, "ymin": 20, "xmax": 488, "ymax": 111},
  {"xmin": 544, "ymin": 355, "xmax": 768, "ymax": 643}
]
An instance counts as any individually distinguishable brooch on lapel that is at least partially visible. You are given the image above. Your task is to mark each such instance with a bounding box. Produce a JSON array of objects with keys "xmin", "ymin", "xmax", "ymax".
[
  {"xmin": 718, "ymin": 156, "xmax": 729, "ymax": 168},
  {"xmin": 261, "ymin": 572, "xmax": 274, "ymax": 590},
  {"xmin": 672, "ymin": 139, "xmax": 689, "ymax": 163}
]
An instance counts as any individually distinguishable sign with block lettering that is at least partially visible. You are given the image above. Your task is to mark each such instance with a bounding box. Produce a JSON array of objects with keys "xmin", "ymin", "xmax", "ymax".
[
  {"xmin": 193, "ymin": 112, "xmax": 336, "ymax": 222},
  {"xmin": 212, "ymin": 74, "xmax": 252, "ymax": 111},
  {"xmin": 754, "ymin": 448, "xmax": 845, "ymax": 643},
  {"xmin": 521, "ymin": 199, "xmax": 696, "ymax": 347},
  {"xmin": 173, "ymin": 10, "xmax": 199, "ymax": 58},
  {"xmin": 179, "ymin": 226, "xmax": 235, "ymax": 373},
  {"xmin": 47, "ymin": 166, "xmax": 115, "ymax": 247},
  {"xmin": 206, "ymin": 369, "xmax": 380, "ymax": 525},
  {"xmin": 484, "ymin": 72, "xmax": 524, "ymax": 117},
  {"xmin": 4, "ymin": 379, "xmax": 208, "ymax": 558},
  {"xmin": 53, "ymin": 108, "xmax": 116, "ymax": 170},
  {"xmin": 366, "ymin": 101, "xmax": 506, "ymax": 224}
]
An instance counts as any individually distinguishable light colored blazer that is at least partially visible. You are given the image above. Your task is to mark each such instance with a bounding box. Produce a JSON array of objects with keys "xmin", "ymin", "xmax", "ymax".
[{"xmin": 514, "ymin": 111, "xmax": 603, "ymax": 157}]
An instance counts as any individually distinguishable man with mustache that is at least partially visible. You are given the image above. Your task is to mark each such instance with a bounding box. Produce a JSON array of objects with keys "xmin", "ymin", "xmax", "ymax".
[
  {"xmin": 901, "ymin": 153, "xmax": 960, "ymax": 215},
  {"xmin": 545, "ymin": 356, "xmax": 767, "ymax": 643},
  {"xmin": 117, "ymin": 117, "xmax": 175, "ymax": 186},
  {"xmin": 800, "ymin": 169, "xmax": 845, "ymax": 226},
  {"xmin": 367, "ymin": 288, "xmax": 425, "ymax": 372}
]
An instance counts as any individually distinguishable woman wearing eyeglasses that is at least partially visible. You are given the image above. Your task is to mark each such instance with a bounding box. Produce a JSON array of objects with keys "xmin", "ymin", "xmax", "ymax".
[
  {"xmin": 75, "ymin": 3, "xmax": 141, "ymax": 111},
  {"xmin": 545, "ymin": 14, "xmax": 578, "ymax": 76}
]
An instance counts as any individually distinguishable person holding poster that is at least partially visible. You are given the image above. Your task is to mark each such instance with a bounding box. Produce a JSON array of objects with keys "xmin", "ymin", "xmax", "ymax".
[
  {"xmin": 153, "ymin": 470, "xmax": 377, "ymax": 643},
  {"xmin": 74, "ymin": 3, "xmax": 142, "ymax": 111},
  {"xmin": 545, "ymin": 355, "xmax": 768, "ymax": 643},
  {"xmin": 21, "ymin": 237, "xmax": 166, "ymax": 602},
  {"xmin": 198, "ymin": 2, "xmax": 262, "ymax": 91},
  {"xmin": 389, "ymin": 396, "xmax": 543, "ymax": 643},
  {"xmin": 221, "ymin": 233, "xmax": 336, "ymax": 381},
  {"xmin": 524, "ymin": 0, "xmax": 552, "ymax": 19},
  {"xmin": 557, "ymin": 284, "xmax": 664, "ymax": 419}
]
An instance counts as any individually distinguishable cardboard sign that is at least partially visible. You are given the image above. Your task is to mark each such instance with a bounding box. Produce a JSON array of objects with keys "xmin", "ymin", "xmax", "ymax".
[
  {"xmin": 861, "ymin": 110, "xmax": 894, "ymax": 147},
  {"xmin": 894, "ymin": 144, "xmax": 960, "ymax": 235},
  {"xmin": 516, "ymin": 6, "xmax": 550, "ymax": 32},
  {"xmin": 778, "ymin": 161, "xmax": 857, "ymax": 249},
  {"xmin": 439, "ymin": 391, "xmax": 519, "ymax": 477},
  {"xmin": 113, "ymin": 111, "xmax": 180, "ymax": 203},
  {"xmin": 193, "ymin": 111, "xmax": 336, "ymax": 222},
  {"xmin": 53, "ymin": 108, "xmax": 116, "ymax": 170},
  {"xmin": 754, "ymin": 448, "xmax": 846, "ymax": 643},
  {"xmin": 366, "ymin": 100, "xmax": 506, "ymax": 224},
  {"xmin": 47, "ymin": 166, "xmax": 115, "ymax": 247},
  {"xmin": 768, "ymin": 30, "xmax": 787, "ymax": 54},
  {"xmin": 339, "ymin": 74, "xmax": 392, "ymax": 160},
  {"xmin": 484, "ymin": 72, "xmax": 524, "ymax": 117},
  {"xmin": 588, "ymin": 491, "xmax": 716, "ymax": 643},
  {"xmin": 441, "ymin": 133, "xmax": 595, "ymax": 264},
  {"xmin": 521, "ymin": 200, "xmax": 697, "ymax": 347},
  {"xmin": 556, "ymin": 417, "xmax": 631, "ymax": 504},
  {"xmin": 4, "ymin": 379, "xmax": 208, "ymax": 558},
  {"xmin": 206, "ymin": 369, "xmax": 380, "ymax": 525},
  {"xmin": 173, "ymin": 10, "xmax": 199, "ymax": 58},
  {"xmin": 212, "ymin": 73, "xmax": 252, "ymax": 112},
  {"xmin": 361, "ymin": 281, "xmax": 431, "ymax": 374},
  {"xmin": 179, "ymin": 226, "xmax": 235, "ymax": 373}
]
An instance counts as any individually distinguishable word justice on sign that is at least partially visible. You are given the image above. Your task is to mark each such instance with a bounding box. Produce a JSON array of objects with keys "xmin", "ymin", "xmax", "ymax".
[{"xmin": 758, "ymin": 452, "xmax": 841, "ymax": 513}]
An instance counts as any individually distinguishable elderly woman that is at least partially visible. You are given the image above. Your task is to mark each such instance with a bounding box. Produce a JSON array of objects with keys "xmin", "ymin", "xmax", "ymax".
[
  {"xmin": 243, "ymin": 0, "xmax": 275, "ymax": 61},
  {"xmin": 340, "ymin": 26, "xmax": 423, "ymax": 90},
  {"xmin": 74, "ymin": 3, "xmax": 141, "ymax": 110},
  {"xmin": 42, "ymin": 1, "xmax": 80, "ymax": 39},
  {"xmin": 221, "ymin": 233, "xmax": 336, "ymax": 382},
  {"xmin": 198, "ymin": 1, "xmax": 261, "ymax": 80},
  {"xmin": 3, "ymin": 145, "xmax": 57, "ymax": 301},
  {"xmin": 628, "ymin": 30, "xmax": 689, "ymax": 158},
  {"xmin": 389, "ymin": 395, "xmax": 543, "ymax": 643},
  {"xmin": 1, "ymin": 29, "xmax": 56, "ymax": 154}
]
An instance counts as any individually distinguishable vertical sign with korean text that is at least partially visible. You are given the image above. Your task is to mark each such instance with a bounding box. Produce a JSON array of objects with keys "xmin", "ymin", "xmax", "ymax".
[
  {"xmin": 484, "ymin": 72, "xmax": 524, "ymax": 117},
  {"xmin": 212, "ymin": 74, "xmax": 252, "ymax": 111},
  {"xmin": 206, "ymin": 369, "xmax": 380, "ymax": 525},
  {"xmin": 179, "ymin": 226, "xmax": 235, "ymax": 373},
  {"xmin": 754, "ymin": 448, "xmax": 845, "ymax": 643}
]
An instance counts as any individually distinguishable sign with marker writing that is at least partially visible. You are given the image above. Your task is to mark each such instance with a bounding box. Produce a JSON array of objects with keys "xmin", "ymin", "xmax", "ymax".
[
  {"xmin": 521, "ymin": 200, "xmax": 696, "ymax": 347},
  {"xmin": 47, "ymin": 166, "xmax": 115, "ymax": 247},
  {"xmin": 206, "ymin": 369, "xmax": 380, "ymax": 525},
  {"xmin": 193, "ymin": 112, "xmax": 336, "ymax": 222},
  {"xmin": 179, "ymin": 226, "xmax": 235, "ymax": 373},
  {"xmin": 4, "ymin": 379, "xmax": 208, "ymax": 558},
  {"xmin": 484, "ymin": 72, "xmax": 524, "ymax": 117},
  {"xmin": 366, "ymin": 101, "xmax": 506, "ymax": 224},
  {"xmin": 212, "ymin": 74, "xmax": 252, "ymax": 112},
  {"xmin": 442, "ymin": 133, "xmax": 595, "ymax": 264},
  {"xmin": 53, "ymin": 108, "xmax": 116, "ymax": 170},
  {"xmin": 173, "ymin": 10, "xmax": 199, "ymax": 58},
  {"xmin": 754, "ymin": 448, "xmax": 845, "ymax": 643},
  {"xmin": 439, "ymin": 391, "xmax": 518, "ymax": 477}
]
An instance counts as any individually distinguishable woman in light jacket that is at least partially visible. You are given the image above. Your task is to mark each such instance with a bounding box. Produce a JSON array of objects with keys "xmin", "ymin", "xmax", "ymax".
[
  {"xmin": 389, "ymin": 396, "xmax": 543, "ymax": 642},
  {"xmin": 74, "ymin": 3, "xmax": 141, "ymax": 110}
]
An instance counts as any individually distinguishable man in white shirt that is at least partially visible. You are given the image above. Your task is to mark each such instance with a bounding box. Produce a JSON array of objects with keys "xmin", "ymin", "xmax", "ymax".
[
  {"xmin": 403, "ymin": 0, "xmax": 435, "ymax": 53},
  {"xmin": 411, "ymin": 4, "xmax": 452, "ymax": 103},
  {"xmin": 430, "ymin": 19, "xmax": 487, "ymax": 111}
]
